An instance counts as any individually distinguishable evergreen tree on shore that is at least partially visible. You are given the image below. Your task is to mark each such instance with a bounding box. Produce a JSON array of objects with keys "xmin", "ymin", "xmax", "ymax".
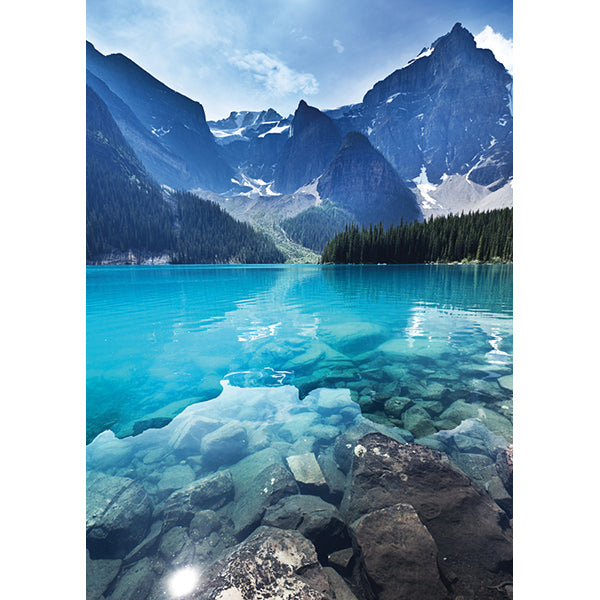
[{"xmin": 321, "ymin": 208, "xmax": 512, "ymax": 264}]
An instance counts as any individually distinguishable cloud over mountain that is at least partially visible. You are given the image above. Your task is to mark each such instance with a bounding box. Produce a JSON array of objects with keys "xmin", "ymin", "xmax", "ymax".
[{"xmin": 229, "ymin": 51, "xmax": 319, "ymax": 97}]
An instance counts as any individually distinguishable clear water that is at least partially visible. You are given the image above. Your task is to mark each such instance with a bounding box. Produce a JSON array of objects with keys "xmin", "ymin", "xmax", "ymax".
[
  {"xmin": 86, "ymin": 264, "xmax": 512, "ymax": 593},
  {"xmin": 87, "ymin": 264, "xmax": 512, "ymax": 443}
]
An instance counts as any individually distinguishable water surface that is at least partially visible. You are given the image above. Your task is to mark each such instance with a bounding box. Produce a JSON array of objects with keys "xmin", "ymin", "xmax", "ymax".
[{"xmin": 87, "ymin": 264, "xmax": 512, "ymax": 442}]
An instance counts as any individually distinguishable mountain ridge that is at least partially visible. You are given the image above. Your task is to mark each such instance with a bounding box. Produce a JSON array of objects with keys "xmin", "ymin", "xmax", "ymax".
[{"xmin": 86, "ymin": 23, "xmax": 512, "ymax": 261}]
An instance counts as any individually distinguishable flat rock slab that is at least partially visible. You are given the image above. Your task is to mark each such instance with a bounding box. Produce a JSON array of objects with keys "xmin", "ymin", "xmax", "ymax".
[
  {"xmin": 231, "ymin": 463, "xmax": 299, "ymax": 540},
  {"xmin": 188, "ymin": 526, "xmax": 335, "ymax": 600},
  {"xmin": 200, "ymin": 421, "xmax": 249, "ymax": 468},
  {"xmin": 341, "ymin": 433, "xmax": 512, "ymax": 598},
  {"xmin": 86, "ymin": 472, "xmax": 153, "ymax": 559},
  {"xmin": 286, "ymin": 453, "xmax": 328, "ymax": 494},
  {"xmin": 351, "ymin": 503, "xmax": 449, "ymax": 600}
]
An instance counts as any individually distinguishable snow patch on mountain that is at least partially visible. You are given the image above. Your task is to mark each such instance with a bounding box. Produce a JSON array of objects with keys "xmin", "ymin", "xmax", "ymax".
[{"xmin": 412, "ymin": 166, "xmax": 443, "ymax": 210}]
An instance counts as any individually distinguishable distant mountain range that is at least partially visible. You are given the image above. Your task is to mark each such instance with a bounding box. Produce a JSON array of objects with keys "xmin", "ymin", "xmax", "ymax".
[{"xmin": 86, "ymin": 23, "xmax": 512, "ymax": 261}]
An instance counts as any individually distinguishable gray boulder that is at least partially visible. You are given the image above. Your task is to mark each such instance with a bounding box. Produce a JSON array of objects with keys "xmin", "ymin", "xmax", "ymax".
[
  {"xmin": 161, "ymin": 470, "xmax": 234, "ymax": 531},
  {"xmin": 86, "ymin": 472, "xmax": 153, "ymax": 559},
  {"xmin": 86, "ymin": 550, "xmax": 121, "ymax": 600},
  {"xmin": 104, "ymin": 557, "xmax": 155, "ymax": 600},
  {"xmin": 188, "ymin": 526, "xmax": 335, "ymax": 600},
  {"xmin": 262, "ymin": 494, "xmax": 349, "ymax": 560},
  {"xmin": 200, "ymin": 421, "xmax": 249, "ymax": 468},
  {"xmin": 231, "ymin": 463, "xmax": 299, "ymax": 540},
  {"xmin": 350, "ymin": 503, "xmax": 449, "ymax": 600},
  {"xmin": 286, "ymin": 452, "xmax": 329, "ymax": 496}
]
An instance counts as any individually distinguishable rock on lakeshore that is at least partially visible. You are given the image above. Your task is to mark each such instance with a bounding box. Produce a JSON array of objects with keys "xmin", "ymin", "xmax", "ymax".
[
  {"xmin": 350, "ymin": 503, "xmax": 449, "ymax": 600},
  {"xmin": 188, "ymin": 526, "xmax": 337, "ymax": 600},
  {"xmin": 341, "ymin": 433, "xmax": 512, "ymax": 598}
]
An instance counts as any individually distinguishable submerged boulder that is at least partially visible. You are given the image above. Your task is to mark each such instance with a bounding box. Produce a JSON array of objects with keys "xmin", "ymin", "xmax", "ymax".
[
  {"xmin": 262, "ymin": 494, "xmax": 349, "ymax": 560},
  {"xmin": 86, "ymin": 472, "xmax": 153, "ymax": 559},
  {"xmin": 161, "ymin": 470, "xmax": 234, "ymax": 531},
  {"xmin": 231, "ymin": 463, "xmax": 299, "ymax": 540}
]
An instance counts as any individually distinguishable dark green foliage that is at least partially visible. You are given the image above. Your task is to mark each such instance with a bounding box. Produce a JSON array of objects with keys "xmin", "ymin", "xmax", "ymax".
[
  {"xmin": 171, "ymin": 191, "xmax": 285, "ymax": 264},
  {"xmin": 321, "ymin": 208, "xmax": 512, "ymax": 264},
  {"xmin": 86, "ymin": 86, "xmax": 174, "ymax": 259},
  {"xmin": 281, "ymin": 204, "xmax": 352, "ymax": 252},
  {"xmin": 87, "ymin": 85, "xmax": 284, "ymax": 264}
]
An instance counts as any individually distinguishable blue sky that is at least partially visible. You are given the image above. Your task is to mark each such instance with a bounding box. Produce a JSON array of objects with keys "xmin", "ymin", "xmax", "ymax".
[{"xmin": 88, "ymin": 0, "xmax": 512, "ymax": 120}]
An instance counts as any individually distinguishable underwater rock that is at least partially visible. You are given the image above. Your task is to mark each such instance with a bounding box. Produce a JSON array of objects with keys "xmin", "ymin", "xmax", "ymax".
[
  {"xmin": 350, "ymin": 503, "xmax": 449, "ymax": 600},
  {"xmin": 189, "ymin": 509, "xmax": 221, "ymax": 540},
  {"xmin": 189, "ymin": 526, "xmax": 334, "ymax": 600},
  {"xmin": 86, "ymin": 549, "xmax": 122, "ymax": 600},
  {"xmin": 436, "ymin": 418, "xmax": 508, "ymax": 460},
  {"xmin": 497, "ymin": 374, "xmax": 513, "ymax": 391},
  {"xmin": 383, "ymin": 396, "xmax": 414, "ymax": 419},
  {"xmin": 320, "ymin": 322, "xmax": 387, "ymax": 355},
  {"xmin": 322, "ymin": 566, "xmax": 360, "ymax": 600},
  {"xmin": 402, "ymin": 405, "xmax": 437, "ymax": 438},
  {"xmin": 262, "ymin": 494, "xmax": 349, "ymax": 561},
  {"xmin": 168, "ymin": 414, "xmax": 221, "ymax": 454},
  {"xmin": 278, "ymin": 411, "xmax": 320, "ymax": 442},
  {"xmin": 328, "ymin": 546, "xmax": 354, "ymax": 569},
  {"xmin": 435, "ymin": 399, "xmax": 479, "ymax": 429},
  {"xmin": 156, "ymin": 464, "xmax": 195, "ymax": 496},
  {"xmin": 485, "ymin": 475, "xmax": 513, "ymax": 518},
  {"xmin": 316, "ymin": 451, "xmax": 347, "ymax": 504},
  {"xmin": 341, "ymin": 434, "xmax": 513, "ymax": 597},
  {"xmin": 104, "ymin": 556, "xmax": 156, "ymax": 600},
  {"xmin": 161, "ymin": 470, "xmax": 234, "ymax": 531},
  {"xmin": 122, "ymin": 521, "xmax": 162, "ymax": 565},
  {"xmin": 200, "ymin": 421, "xmax": 249, "ymax": 468},
  {"xmin": 87, "ymin": 472, "xmax": 153, "ymax": 560},
  {"xmin": 495, "ymin": 444, "xmax": 513, "ymax": 496},
  {"xmin": 231, "ymin": 463, "xmax": 299, "ymax": 540},
  {"xmin": 286, "ymin": 452, "xmax": 328, "ymax": 496}
]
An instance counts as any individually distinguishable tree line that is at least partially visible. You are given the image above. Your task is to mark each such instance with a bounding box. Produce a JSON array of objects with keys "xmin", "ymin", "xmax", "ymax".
[{"xmin": 320, "ymin": 208, "xmax": 512, "ymax": 264}]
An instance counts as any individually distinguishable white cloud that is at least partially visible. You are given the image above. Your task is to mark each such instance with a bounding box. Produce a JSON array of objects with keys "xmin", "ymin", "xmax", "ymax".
[
  {"xmin": 333, "ymin": 39, "xmax": 344, "ymax": 54},
  {"xmin": 229, "ymin": 51, "xmax": 319, "ymax": 96},
  {"xmin": 475, "ymin": 26, "xmax": 513, "ymax": 74}
]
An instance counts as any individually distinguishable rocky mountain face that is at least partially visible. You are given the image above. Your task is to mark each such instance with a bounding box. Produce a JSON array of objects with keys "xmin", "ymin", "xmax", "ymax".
[
  {"xmin": 86, "ymin": 22, "xmax": 512, "ymax": 255},
  {"xmin": 329, "ymin": 23, "xmax": 512, "ymax": 191},
  {"xmin": 317, "ymin": 132, "xmax": 422, "ymax": 227},
  {"xmin": 273, "ymin": 100, "xmax": 342, "ymax": 194},
  {"xmin": 86, "ymin": 42, "xmax": 233, "ymax": 192},
  {"xmin": 207, "ymin": 109, "xmax": 292, "ymax": 186}
]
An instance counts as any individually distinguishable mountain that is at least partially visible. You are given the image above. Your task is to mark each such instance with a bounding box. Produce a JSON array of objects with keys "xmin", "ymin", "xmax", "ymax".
[
  {"xmin": 207, "ymin": 109, "xmax": 292, "ymax": 188},
  {"xmin": 273, "ymin": 100, "xmax": 342, "ymax": 194},
  {"xmin": 86, "ymin": 42, "xmax": 233, "ymax": 192},
  {"xmin": 86, "ymin": 85, "xmax": 175, "ymax": 261},
  {"xmin": 86, "ymin": 85, "xmax": 285, "ymax": 264},
  {"xmin": 328, "ymin": 23, "xmax": 512, "ymax": 193},
  {"xmin": 86, "ymin": 23, "xmax": 512, "ymax": 261},
  {"xmin": 317, "ymin": 131, "xmax": 422, "ymax": 227}
]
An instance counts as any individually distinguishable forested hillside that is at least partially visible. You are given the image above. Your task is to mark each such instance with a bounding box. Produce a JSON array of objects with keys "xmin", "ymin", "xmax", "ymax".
[
  {"xmin": 321, "ymin": 208, "xmax": 512, "ymax": 264},
  {"xmin": 87, "ymin": 85, "xmax": 285, "ymax": 265},
  {"xmin": 86, "ymin": 85, "xmax": 174, "ymax": 259},
  {"xmin": 281, "ymin": 204, "xmax": 353, "ymax": 252},
  {"xmin": 171, "ymin": 191, "xmax": 285, "ymax": 264}
]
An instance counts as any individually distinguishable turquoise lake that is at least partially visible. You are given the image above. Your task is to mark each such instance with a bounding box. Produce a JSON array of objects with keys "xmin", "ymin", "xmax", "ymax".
[{"xmin": 86, "ymin": 264, "xmax": 512, "ymax": 444}]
